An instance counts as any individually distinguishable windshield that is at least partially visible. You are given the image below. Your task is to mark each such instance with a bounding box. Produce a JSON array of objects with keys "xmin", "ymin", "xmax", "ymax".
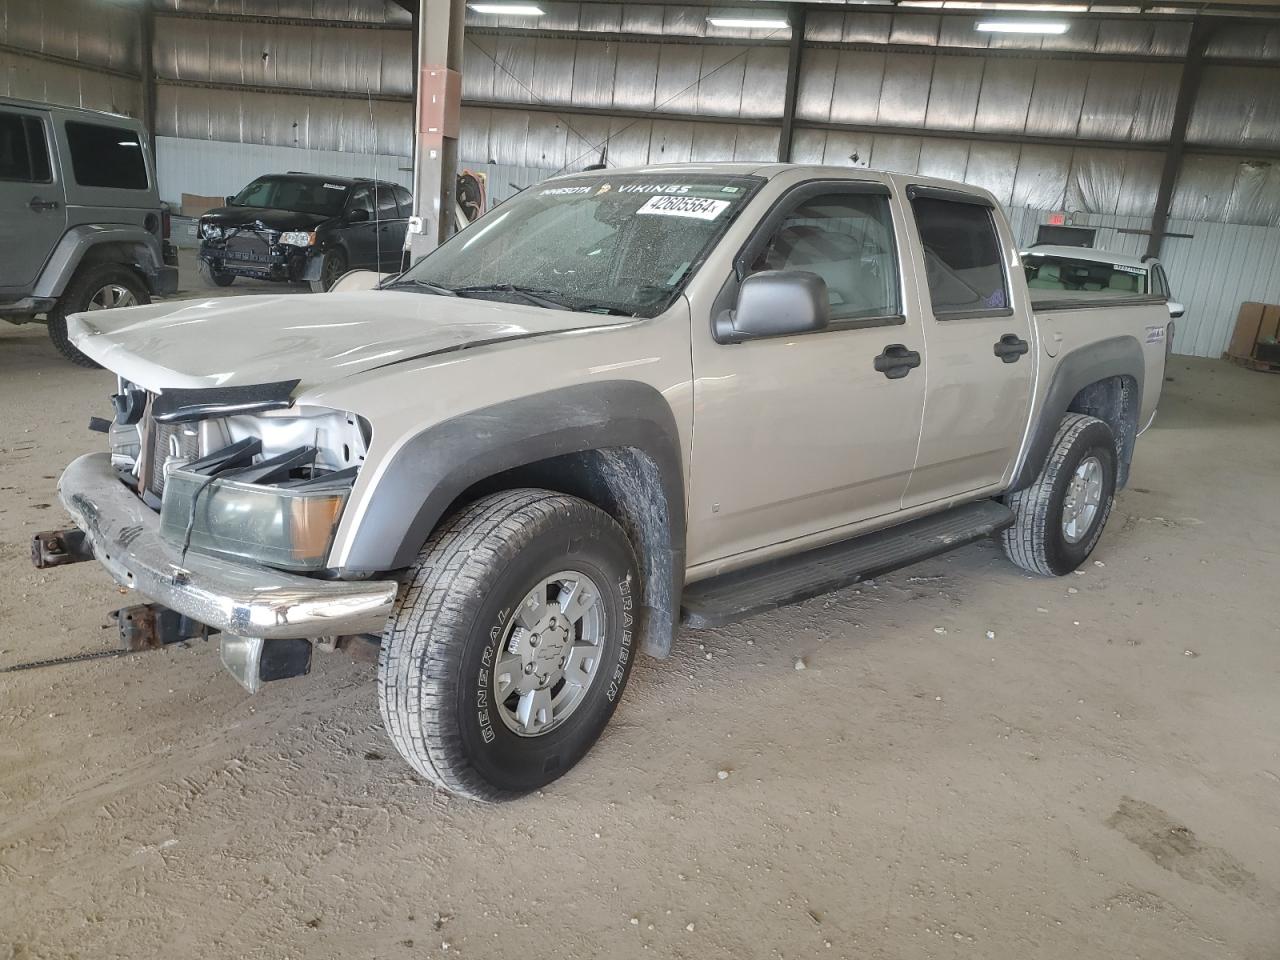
[
  {"xmin": 230, "ymin": 177, "xmax": 349, "ymax": 217},
  {"xmin": 394, "ymin": 173, "xmax": 764, "ymax": 316},
  {"xmin": 1023, "ymin": 252, "xmax": 1149, "ymax": 297}
]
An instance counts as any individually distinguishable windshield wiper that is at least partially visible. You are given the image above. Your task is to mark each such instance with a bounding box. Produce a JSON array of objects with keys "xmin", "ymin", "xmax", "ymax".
[
  {"xmin": 451, "ymin": 284, "xmax": 574, "ymax": 311},
  {"xmin": 381, "ymin": 278, "xmax": 458, "ymax": 296}
]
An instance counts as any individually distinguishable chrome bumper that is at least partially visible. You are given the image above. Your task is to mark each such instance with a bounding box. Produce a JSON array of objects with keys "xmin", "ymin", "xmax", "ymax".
[{"xmin": 58, "ymin": 453, "xmax": 397, "ymax": 640}]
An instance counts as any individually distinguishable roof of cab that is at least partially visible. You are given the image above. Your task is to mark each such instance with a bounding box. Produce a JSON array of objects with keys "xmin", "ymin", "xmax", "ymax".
[{"xmin": 1022, "ymin": 245, "xmax": 1154, "ymax": 269}]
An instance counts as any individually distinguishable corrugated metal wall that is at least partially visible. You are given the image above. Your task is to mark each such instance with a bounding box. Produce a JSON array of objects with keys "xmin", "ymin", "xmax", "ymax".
[{"xmin": 0, "ymin": 0, "xmax": 143, "ymax": 115}]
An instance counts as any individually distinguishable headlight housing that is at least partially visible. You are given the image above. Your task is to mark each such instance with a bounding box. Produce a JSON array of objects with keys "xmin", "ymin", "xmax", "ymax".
[
  {"xmin": 279, "ymin": 230, "xmax": 316, "ymax": 247},
  {"xmin": 202, "ymin": 222, "xmax": 223, "ymax": 240},
  {"xmin": 159, "ymin": 466, "xmax": 353, "ymax": 571}
]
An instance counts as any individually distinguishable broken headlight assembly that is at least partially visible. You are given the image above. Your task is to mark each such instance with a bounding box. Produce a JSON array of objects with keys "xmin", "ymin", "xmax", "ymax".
[
  {"xmin": 279, "ymin": 230, "xmax": 316, "ymax": 247},
  {"xmin": 151, "ymin": 405, "xmax": 371, "ymax": 572}
]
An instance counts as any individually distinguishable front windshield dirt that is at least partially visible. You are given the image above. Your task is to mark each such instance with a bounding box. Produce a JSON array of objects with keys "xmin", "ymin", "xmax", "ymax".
[
  {"xmin": 230, "ymin": 177, "xmax": 349, "ymax": 217},
  {"xmin": 395, "ymin": 174, "xmax": 763, "ymax": 316}
]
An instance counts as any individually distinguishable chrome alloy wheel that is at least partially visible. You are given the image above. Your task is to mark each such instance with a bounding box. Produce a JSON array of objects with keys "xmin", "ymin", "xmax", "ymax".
[
  {"xmin": 87, "ymin": 284, "xmax": 139, "ymax": 310},
  {"xmin": 493, "ymin": 570, "xmax": 606, "ymax": 737},
  {"xmin": 1062, "ymin": 455, "xmax": 1104, "ymax": 544}
]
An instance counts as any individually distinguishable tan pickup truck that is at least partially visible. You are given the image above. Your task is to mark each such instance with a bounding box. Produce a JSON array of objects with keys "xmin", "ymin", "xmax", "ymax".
[{"xmin": 40, "ymin": 163, "xmax": 1170, "ymax": 800}]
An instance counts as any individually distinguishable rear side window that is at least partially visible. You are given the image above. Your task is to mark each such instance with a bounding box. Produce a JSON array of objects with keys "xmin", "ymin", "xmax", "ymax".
[
  {"xmin": 0, "ymin": 112, "xmax": 51, "ymax": 183},
  {"xmin": 751, "ymin": 192, "xmax": 900, "ymax": 321},
  {"xmin": 65, "ymin": 121, "xmax": 147, "ymax": 190},
  {"xmin": 393, "ymin": 184, "xmax": 413, "ymax": 218},
  {"xmin": 911, "ymin": 196, "xmax": 1008, "ymax": 316},
  {"xmin": 374, "ymin": 183, "xmax": 398, "ymax": 221}
]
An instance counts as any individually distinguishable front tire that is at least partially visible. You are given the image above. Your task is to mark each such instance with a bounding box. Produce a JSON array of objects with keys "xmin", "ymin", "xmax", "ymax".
[
  {"xmin": 198, "ymin": 259, "xmax": 235, "ymax": 287},
  {"xmin": 1001, "ymin": 413, "xmax": 1117, "ymax": 576},
  {"xmin": 47, "ymin": 264, "xmax": 150, "ymax": 367},
  {"xmin": 379, "ymin": 489, "xmax": 640, "ymax": 801},
  {"xmin": 310, "ymin": 249, "xmax": 347, "ymax": 293}
]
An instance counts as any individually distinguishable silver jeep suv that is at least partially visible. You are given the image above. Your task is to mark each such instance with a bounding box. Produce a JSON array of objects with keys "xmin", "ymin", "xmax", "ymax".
[{"xmin": 0, "ymin": 97, "xmax": 178, "ymax": 366}]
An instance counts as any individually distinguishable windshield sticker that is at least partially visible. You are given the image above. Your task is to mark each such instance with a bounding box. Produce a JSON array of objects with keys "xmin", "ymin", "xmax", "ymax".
[
  {"xmin": 595, "ymin": 183, "xmax": 613, "ymax": 195},
  {"xmin": 322, "ymin": 183, "xmax": 346, "ymax": 190},
  {"xmin": 1113, "ymin": 264, "xmax": 1145, "ymax": 274},
  {"xmin": 636, "ymin": 195, "xmax": 731, "ymax": 220},
  {"xmin": 540, "ymin": 185, "xmax": 593, "ymax": 196},
  {"xmin": 618, "ymin": 183, "xmax": 694, "ymax": 195}
]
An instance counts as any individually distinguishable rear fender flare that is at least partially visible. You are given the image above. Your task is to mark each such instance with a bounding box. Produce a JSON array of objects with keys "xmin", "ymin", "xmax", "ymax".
[
  {"xmin": 1009, "ymin": 335, "xmax": 1144, "ymax": 492},
  {"xmin": 34, "ymin": 226, "xmax": 164, "ymax": 298}
]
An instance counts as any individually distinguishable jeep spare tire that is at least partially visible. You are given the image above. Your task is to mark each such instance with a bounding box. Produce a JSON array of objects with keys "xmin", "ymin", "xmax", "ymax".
[
  {"xmin": 378, "ymin": 489, "xmax": 640, "ymax": 801},
  {"xmin": 47, "ymin": 264, "xmax": 150, "ymax": 368}
]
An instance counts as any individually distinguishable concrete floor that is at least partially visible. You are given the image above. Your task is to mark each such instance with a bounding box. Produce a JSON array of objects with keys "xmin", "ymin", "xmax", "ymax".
[{"xmin": 1, "ymin": 311, "xmax": 1278, "ymax": 959}]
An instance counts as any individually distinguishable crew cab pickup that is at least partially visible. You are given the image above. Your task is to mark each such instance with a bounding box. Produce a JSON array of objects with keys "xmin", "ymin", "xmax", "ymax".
[{"xmin": 40, "ymin": 163, "xmax": 1169, "ymax": 801}]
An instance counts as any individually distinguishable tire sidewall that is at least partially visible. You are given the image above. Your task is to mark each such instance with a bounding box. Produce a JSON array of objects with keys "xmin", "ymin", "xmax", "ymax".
[
  {"xmin": 451, "ymin": 516, "xmax": 638, "ymax": 793},
  {"xmin": 1044, "ymin": 422, "xmax": 1117, "ymax": 574}
]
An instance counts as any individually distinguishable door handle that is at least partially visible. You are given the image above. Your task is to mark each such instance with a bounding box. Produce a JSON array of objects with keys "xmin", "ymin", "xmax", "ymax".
[
  {"xmin": 873, "ymin": 343, "xmax": 922, "ymax": 379},
  {"xmin": 993, "ymin": 333, "xmax": 1029, "ymax": 363},
  {"xmin": 29, "ymin": 196, "xmax": 60, "ymax": 212}
]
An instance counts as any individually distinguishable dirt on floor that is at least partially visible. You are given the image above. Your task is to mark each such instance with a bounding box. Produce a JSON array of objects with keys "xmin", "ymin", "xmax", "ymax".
[{"xmin": 1, "ymin": 317, "xmax": 1278, "ymax": 960}]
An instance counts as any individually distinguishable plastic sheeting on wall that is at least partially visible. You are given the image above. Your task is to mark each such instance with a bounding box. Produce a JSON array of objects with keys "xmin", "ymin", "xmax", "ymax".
[
  {"xmin": 1186, "ymin": 66, "xmax": 1280, "ymax": 152},
  {"xmin": 0, "ymin": 50, "xmax": 142, "ymax": 116},
  {"xmin": 0, "ymin": 0, "xmax": 142, "ymax": 75},
  {"xmin": 154, "ymin": 1, "xmax": 410, "ymax": 24}
]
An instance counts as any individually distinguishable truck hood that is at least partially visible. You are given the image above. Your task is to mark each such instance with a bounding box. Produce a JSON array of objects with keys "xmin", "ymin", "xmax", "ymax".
[
  {"xmin": 67, "ymin": 291, "xmax": 628, "ymax": 393},
  {"xmin": 201, "ymin": 207, "xmax": 331, "ymax": 232}
]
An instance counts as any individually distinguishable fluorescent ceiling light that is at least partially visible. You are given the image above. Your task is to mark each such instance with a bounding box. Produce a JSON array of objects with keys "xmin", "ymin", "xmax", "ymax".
[
  {"xmin": 706, "ymin": 16, "xmax": 790, "ymax": 28},
  {"xmin": 467, "ymin": 3, "xmax": 545, "ymax": 14},
  {"xmin": 976, "ymin": 19, "xmax": 1071, "ymax": 33}
]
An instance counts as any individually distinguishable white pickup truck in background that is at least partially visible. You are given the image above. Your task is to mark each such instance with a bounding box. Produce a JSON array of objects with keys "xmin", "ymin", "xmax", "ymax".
[{"xmin": 42, "ymin": 163, "xmax": 1171, "ymax": 800}]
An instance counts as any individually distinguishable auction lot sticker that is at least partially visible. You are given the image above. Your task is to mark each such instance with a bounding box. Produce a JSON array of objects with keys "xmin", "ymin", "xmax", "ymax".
[{"xmin": 637, "ymin": 195, "xmax": 731, "ymax": 220}]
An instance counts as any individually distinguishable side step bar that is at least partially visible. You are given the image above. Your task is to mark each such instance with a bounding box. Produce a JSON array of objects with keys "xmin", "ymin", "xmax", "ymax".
[{"xmin": 681, "ymin": 500, "xmax": 1014, "ymax": 628}]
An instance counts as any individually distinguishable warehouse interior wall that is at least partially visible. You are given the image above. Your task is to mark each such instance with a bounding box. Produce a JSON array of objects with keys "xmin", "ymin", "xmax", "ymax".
[{"xmin": 2, "ymin": 0, "xmax": 1278, "ymax": 357}]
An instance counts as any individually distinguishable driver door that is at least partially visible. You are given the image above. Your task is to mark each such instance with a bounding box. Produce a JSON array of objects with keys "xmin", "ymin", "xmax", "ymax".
[
  {"xmin": 687, "ymin": 181, "xmax": 928, "ymax": 568},
  {"xmin": 343, "ymin": 186, "xmax": 378, "ymax": 269}
]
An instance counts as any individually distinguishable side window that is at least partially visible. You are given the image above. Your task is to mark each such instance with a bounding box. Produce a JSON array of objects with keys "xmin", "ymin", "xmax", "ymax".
[
  {"xmin": 393, "ymin": 185, "xmax": 413, "ymax": 218},
  {"xmin": 374, "ymin": 183, "xmax": 398, "ymax": 221},
  {"xmin": 64, "ymin": 121, "xmax": 147, "ymax": 190},
  {"xmin": 750, "ymin": 192, "xmax": 901, "ymax": 321},
  {"xmin": 910, "ymin": 195, "xmax": 1009, "ymax": 316},
  {"xmin": 347, "ymin": 187, "xmax": 375, "ymax": 220},
  {"xmin": 1152, "ymin": 265, "xmax": 1171, "ymax": 298},
  {"xmin": 0, "ymin": 112, "xmax": 51, "ymax": 183}
]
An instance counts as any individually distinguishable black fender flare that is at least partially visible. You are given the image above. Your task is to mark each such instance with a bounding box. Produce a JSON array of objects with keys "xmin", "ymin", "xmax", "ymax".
[
  {"xmin": 341, "ymin": 381, "xmax": 687, "ymax": 655},
  {"xmin": 1009, "ymin": 335, "xmax": 1145, "ymax": 493}
]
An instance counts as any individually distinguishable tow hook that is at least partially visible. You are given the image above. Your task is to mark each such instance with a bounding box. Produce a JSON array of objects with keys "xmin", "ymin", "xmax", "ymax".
[
  {"xmin": 31, "ymin": 528, "xmax": 94, "ymax": 569},
  {"xmin": 113, "ymin": 602, "xmax": 217, "ymax": 651}
]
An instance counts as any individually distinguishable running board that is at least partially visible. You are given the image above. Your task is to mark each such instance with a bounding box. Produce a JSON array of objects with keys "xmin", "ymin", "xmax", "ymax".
[{"xmin": 681, "ymin": 500, "xmax": 1014, "ymax": 628}]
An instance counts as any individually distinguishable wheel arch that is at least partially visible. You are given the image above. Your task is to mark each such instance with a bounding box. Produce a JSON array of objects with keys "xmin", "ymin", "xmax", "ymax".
[
  {"xmin": 34, "ymin": 227, "xmax": 163, "ymax": 298},
  {"xmin": 339, "ymin": 381, "xmax": 687, "ymax": 658},
  {"xmin": 1009, "ymin": 336, "xmax": 1144, "ymax": 493}
]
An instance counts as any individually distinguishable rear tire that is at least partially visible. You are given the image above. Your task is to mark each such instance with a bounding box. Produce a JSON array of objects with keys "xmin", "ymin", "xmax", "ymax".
[
  {"xmin": 198, "ymin": 259, "xmax": 235, "ymax": 287},
  {"xmin": 379, "ymin": 489, "xmax": 640, "ymax": 801},
  {"xmin": 47, "ymin": 263, "xmax": 150, "ymax": 368},
  {"xmin": 1001, "ymin": 413, "xmax": 1117, "ymax": 576}
]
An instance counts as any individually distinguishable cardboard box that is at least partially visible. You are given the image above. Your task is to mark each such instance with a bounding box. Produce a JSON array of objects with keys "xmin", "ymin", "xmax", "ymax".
[
  {"xmin": 181, "ymin": 192, "xmax": 227, "ymax": 219},
  {"xmin": 1258, "ymin": 304, "xmax": 1280, "ymax": 349},
  {"xmin": 1226, "ymin": 302, "xmax": 1267, "ymax": 359}
]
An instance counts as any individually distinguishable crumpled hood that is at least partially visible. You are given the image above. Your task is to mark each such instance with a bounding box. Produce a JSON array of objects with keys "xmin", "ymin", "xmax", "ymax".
[
  {"xmin": 201, "ymin": 207, "xmax": 330, "ymax": 232},
  {"xmin": 67, "ymin": 291, "xmax": 625, "ymax": 393}
]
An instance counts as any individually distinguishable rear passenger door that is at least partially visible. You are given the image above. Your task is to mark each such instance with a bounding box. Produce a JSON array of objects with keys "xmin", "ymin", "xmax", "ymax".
[
  {"xmin": 0, "ymin": 107, "xmax": 64, "ymax": 293},
  {"xmin": 687, "ymin": 181, "xmax": 928, "ymax": 566},
  {"xmin": 900, "ymin": 186, "xmax": 1035, "ymax": 507}
]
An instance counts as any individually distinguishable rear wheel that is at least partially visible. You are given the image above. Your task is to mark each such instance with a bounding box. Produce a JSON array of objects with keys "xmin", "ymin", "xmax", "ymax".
[
  {"xmin": 1000, "ymin": 413, "xmax": 1117, "ymax": 576},
  {"xmin": 198, "ymin": 259, "xmax": 235, "ymax": 287},
  {"xmin": 47, "ymin": 263, "xmax": 149, "ymax": 367},
  {"xmin": 378, "ymin": 489, "xmax": 640, "ymax": 801}
]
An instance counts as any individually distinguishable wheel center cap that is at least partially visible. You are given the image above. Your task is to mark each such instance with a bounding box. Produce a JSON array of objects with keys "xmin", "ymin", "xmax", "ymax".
[{"xmin": 527, "ymin": 619, "xmax": 572, "ymax": 685}]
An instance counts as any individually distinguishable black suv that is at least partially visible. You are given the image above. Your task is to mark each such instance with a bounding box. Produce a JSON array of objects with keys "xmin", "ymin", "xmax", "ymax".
[{"xmin": 197, "ymin": 174, "xmax": 412, "ymax": 292}]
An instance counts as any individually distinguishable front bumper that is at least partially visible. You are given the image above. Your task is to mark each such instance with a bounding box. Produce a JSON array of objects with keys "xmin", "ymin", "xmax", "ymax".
[{"xmin": 58, "ymin": 453, "xmax": 397, "ymax": 640}]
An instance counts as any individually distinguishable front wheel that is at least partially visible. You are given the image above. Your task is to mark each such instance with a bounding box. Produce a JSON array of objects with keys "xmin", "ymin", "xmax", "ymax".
[
  {"xmin": 198, "ymin": 259, "xmax": 235, "ymax": 287},
  {"xmin": 309, "ymin": 249, "xmax": 347, "ymax": 293},
  {"xmin": 379, "ymin": 489, "xmax": 640, "ymax": 801},
  {"xmin": 1000, "ymin": 413, "xmax": 1117, "ymax": 576}
]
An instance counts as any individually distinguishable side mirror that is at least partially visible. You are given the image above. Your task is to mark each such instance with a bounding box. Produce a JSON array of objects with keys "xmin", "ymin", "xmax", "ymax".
[
  {"xmin": 225, "ymin": 195, "xmax": 236, "ymax": 206},
  {"xmin": 1167, "ymin": 300, "xmax": 1185, "ymax": 319},
  {"xmin": 346, "ymin": 207, "xmax": 370, "ymax": 223},
  {"xmin": 715, "ymin": 270, "xmax": 830, "ymax": 344}
]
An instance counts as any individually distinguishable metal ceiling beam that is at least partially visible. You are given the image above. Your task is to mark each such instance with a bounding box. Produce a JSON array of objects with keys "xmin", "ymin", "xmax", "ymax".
[
  {"xmin": 462, "ymin": 97, "xmax": 1280, "ymax": 162},
  {"xmin": 778, "ymin": 5, "xmax": 808, "ymax": 162},
  {"xmin": 1146, "ymin": 20, "xmax": 1215, "ymax": 258},
  {"xmin": 0, "ymin": 41, "xmax": 141, "ymax": 82}
]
